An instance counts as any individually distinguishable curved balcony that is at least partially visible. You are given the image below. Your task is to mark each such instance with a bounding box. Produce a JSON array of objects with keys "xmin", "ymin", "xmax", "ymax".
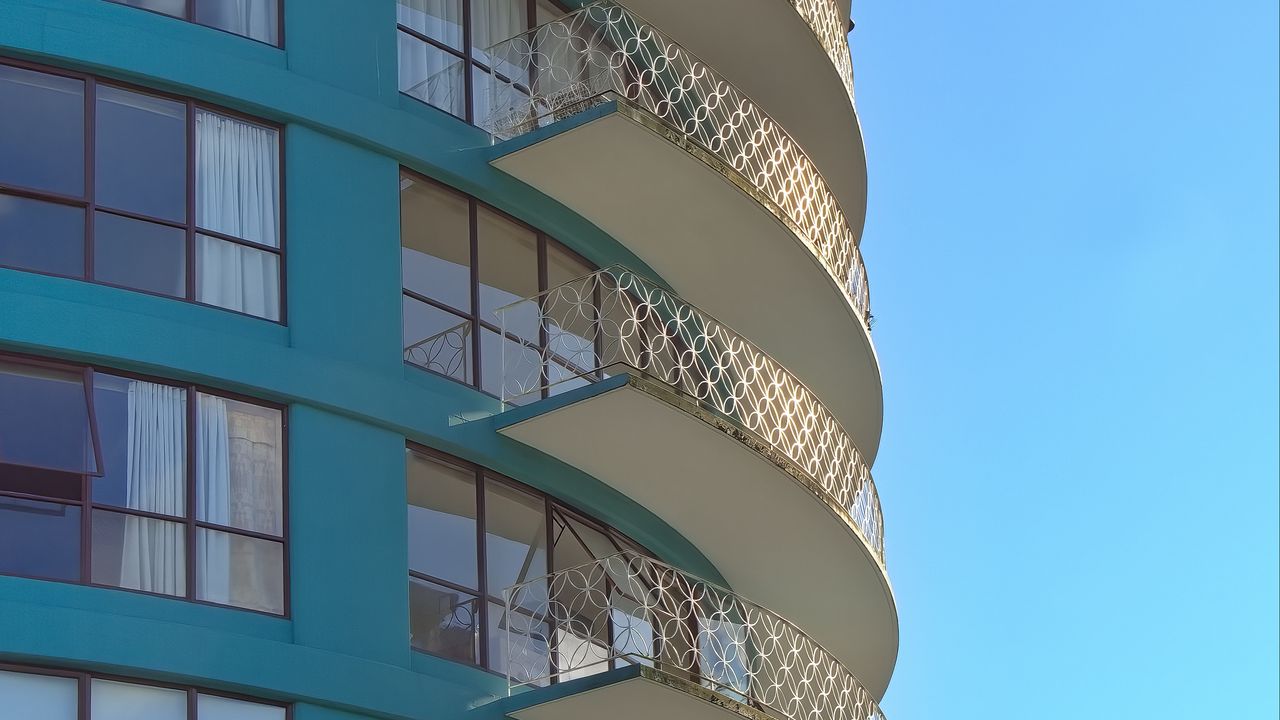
[
  {"xmin": 496, "ymin": 552, "xmax": 885, "ymax": 720},
  {"xmin": 481, "ymin": 3, "xmax": 883, "ymax": 458},
  {"xmin": 490, "ymin": 268, "xmax": 896, "ymax": 695}
]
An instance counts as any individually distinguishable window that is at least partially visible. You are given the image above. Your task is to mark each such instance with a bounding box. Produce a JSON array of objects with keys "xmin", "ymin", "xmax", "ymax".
[
  {"xmin": 397, "ymin": 0, "xmax": 568, "ymax": 123},
  {"xmin": 400, "ymin": 169, "xmax": 594, "ymax": 398},
  {"xmin": 0, "ymin": 353, "xmax": 287, "ymax": 615},
  {"xmin": 0, "ymin": 59, "xmax": 284, "ymax": 322},
  {"xmin": 0, "ymin": 665, "xmax": 287, "ymax": 720},
  {"xmin": 109, "ymin": 0, "xmax": 282, "ymax": 47},
  {"xmin": 405, "ymin": 445, "xmax": 649, "ymax": 676}
]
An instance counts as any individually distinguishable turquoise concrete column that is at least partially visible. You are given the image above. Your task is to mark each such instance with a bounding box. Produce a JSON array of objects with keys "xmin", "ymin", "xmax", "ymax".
[{"xmin": 284, "ymin": 0, "xmax": 399, "ymax": 104}]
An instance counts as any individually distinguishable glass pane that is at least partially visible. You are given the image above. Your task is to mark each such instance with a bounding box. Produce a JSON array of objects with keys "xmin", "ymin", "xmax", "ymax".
[
  {"xmin": 196, "ymin": 528, "xmax": 285, "ymax": 614},
  {"xmin": 472, "ymin": 0, "xmax": 527, "ymax": 72},
  {"xmin": 403, "ymin": 298, "xmax": 472, "ymax": 384},
  {"xmin": 111, "ymin": 0, "xmax": 185, "ymax": 18},
  {"xmin": 488, "ymin": 600, "xmax": 550, "ymax": 684},
  {"xmin": 398, "ymin": 31, "xmax": 467, "ymax": 119},
  {"xmin": 0, "ymin": 360, "xmax": 97, "ymax": 474},
  {"xmin": 196, "ymin": 393, "xmax": 284, "ymax": 536},
  {"xmin": 195, "ymin": 234, "xmax": 280, "ymax": 320},
  {"xmin": 198, "ymin": 694, "xmax": 285, "ymax": 720},
  {"xmin": 410, "ymin": 576, "xmax": 479, "ymax": 662},
  {"xmin": 0, "ymin": 498, "xmax": 80, "ymax": 581},
  {"xmin": 484, "ymin": 479, "xmax": 546, "ymax": 599},
  {"xmin": 397, "ymin": 0, "xmax": 463, "ymax": 50},
  {"xmin": 406, "ymin": 451, "xmax": 477, "ymax": 588},
  {"xmin": 481, "ymin": 327, "xmax": 541, "ymax": 402},
  {"xmin": 0, "ymin": 193, "xmax": 85, "ymax": 277},
  {"xmin": 400, "ymin": 172, "xmax": 471, "ymax": 311},
  {"xmin": 546, "ymin": 242, "xmax": 591, "ymax": 287},
  {"xmin": 93, "ymin": 212, "xmax": 186, "ymax": 298},
  {"xmin": 195, "ymin": 111, "xmax": 281, "ymax": 247},
  {"xmin": 536, "ymin": 0, "xmax": 566, "ymax": 25},
  {"xmin": 555, "ymin": 626, "xmax": 612, "ymax": 681},
  {"xmin": 90, "ymin": 375, "xmax": 186, "ymax": 513},
  {"xmin": 91, "ymin": 510, "xmax": 187, "ymax": 597},
  {"xmin": 95, "ymin": 86, "xmax": 186, "ymax": 222},
  {"xmin": 471, "ymin": 66, "xmax": 493, "ymax": 131},
  {"xmin": 195, "ymin": 0, "xmax": 280, "ymax": 44},
  {"xmin": 477, "ymin": 206, "xmax": 538, "ymax": 337},
  {"xmin": 553, "ymin": 511, "xmax": 619, "ymax": 570},
  {"xmin": 0, "ymin": 670, "xmax": 77, "ymax": 719},
  {"xmin": 0, "ymin": 64, "xmax": 84, "ymax": 196},
  {"xmin": 91, "ymin": 679, "xmax": 185, "ymax": 720}
]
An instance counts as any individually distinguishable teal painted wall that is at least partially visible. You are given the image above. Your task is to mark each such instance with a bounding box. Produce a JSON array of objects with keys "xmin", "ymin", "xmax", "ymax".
[{"xmin": 0, "ymin": 1, "xmax": 721, "ymax": 718}]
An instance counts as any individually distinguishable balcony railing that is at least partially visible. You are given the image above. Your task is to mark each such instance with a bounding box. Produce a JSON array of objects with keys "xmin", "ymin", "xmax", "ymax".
[
  {"xmin": 496, "ymin": 267, "xmax": 883, "ymax": 565},
  {"xmin": 404, "ymin": 319, "xmax": 472, "ymax": 380},
  {"xmin": 793, "ymin": 0, "xmax": 856, "ymax": 104},
  {"xmin": 503, "ymin": 552, "xmax": 886, "ymax": 720},
  {"xmin": 480, "ymin": 1, "xmax": 871, "ymax": 330}
]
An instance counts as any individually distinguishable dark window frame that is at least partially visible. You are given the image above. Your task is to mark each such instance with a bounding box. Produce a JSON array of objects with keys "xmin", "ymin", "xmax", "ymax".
[
  {"xmin": 396, "ymin": 0, "xmax": 569, "ymax": 124},
  {"xmin": 0, "ymin": 349, "xmax": 291, "ymax": 618},
  {"xmin": 106, "ymin": 0, "xmax": 286, "ymax": 49},
  {"xmin": 0, "ymin": 661, "xmax": 292, "ymax": 719},
  {"xmin": 405, "ymin": 442, "xmax": 651, "ymax": 677},
  {"xmin": 399, "ymin": 167, "xmax": 596, "ymax": 399},
  {"xmin": 0, "ymin": 56, "xmax": 288, "ymax": 324}
]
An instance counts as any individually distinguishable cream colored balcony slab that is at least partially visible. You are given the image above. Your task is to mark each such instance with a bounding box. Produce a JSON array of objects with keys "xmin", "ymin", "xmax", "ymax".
[
  {"xmin": 489, "ymin": 106, "xmax": 882, "ymax": 460},
  {"xmin": 620, "ymin": 0, "xmax": 868, "ymax": 234},
  {"xmin": 506, "ymin": 668, "xmax": 773, "ymax": 720},
  {"xmin": 494, "ymin": 376, "xmax": 898, "ymax": 697}
]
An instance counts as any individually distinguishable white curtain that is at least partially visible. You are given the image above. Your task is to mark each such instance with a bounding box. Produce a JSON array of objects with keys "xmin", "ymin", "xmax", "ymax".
[
  {"xmin": 195, "ymin": 110, "xmax": 280, "ymax": 320},
  {"xmin": 198, "ymin": 0, "xmax": 279, "ymax": 45},
  {"xmin": 398, "ymin": 0, "xmax": 463, "ymax": 48},
  {"xmin": 196, "ymin": 394, "xmax": 233, "ymax": 605},
  {"xmin": 122, "ymin": 381, "xmax": 187, "ymax": 596},
  {"xmin": 398, "ymin": 30, "xmax": 466, "ymax": 117}
]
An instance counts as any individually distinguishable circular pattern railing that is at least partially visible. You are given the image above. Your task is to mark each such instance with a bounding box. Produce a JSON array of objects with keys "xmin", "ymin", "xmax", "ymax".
[
  {"xmin": 481, "ymin": 1, "xmax": 871, "ymax": 330},
  {"xmin": 496, "ymin": 267, "xmax": 883, "ymax": 565},
  {"xmin": 791, "ymin": 0, "xmax": 856, "ymax": 104},
  {"xmin": 503, "ymin": 552, "xmax": 886, "ymax": 720}
]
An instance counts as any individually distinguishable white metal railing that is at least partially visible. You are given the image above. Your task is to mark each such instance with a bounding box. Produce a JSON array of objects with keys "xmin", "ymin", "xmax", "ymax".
[
  {"xmin": 503, "ymin": 552, "xmax": 886, "ymax": 720},
  {"xmin": 481, "ymin": 1, "xmax": 871, "ymax": 330},
  {"xmin": 496, "ymin": 267, "xmax": 883, "ymax": 565}
]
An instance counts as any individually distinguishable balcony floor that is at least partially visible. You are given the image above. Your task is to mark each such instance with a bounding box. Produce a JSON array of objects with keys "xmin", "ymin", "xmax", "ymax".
[
  {"xmin": 494, "ymin": 373, "xmax": 898, "ymax": 697},
  {"xmin": 490, "ymin": 102, "xmax": 883, "ymax": 462}
]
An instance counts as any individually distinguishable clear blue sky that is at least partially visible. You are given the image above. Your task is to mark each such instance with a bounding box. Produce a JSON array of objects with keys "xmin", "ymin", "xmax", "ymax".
[{"xmin": 852, "ymin": 2, "xmax": 1278, "ymax": 717}]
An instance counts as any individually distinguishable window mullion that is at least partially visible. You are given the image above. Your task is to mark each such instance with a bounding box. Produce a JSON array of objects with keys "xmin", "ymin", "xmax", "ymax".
[
  {"xmin": 185, "ymin": 386, "xmax": 197, "ymax": 601},
  {"xmin": 186, "ymin": 100, "xmax": 196, "ymax": 302},
  {"xmin": 84, "ymin": 77, "xmax": 95, "ymax": 281}
]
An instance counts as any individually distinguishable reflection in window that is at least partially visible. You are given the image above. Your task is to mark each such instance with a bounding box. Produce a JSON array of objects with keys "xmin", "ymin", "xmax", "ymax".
[
  {"xmin": 400, "ymin": 169, "xmax": 596, "ymax": 398},
  {"xmin": 0, "ymin": 61, "xmax": 284, "ymax": 321},
  {"xmin": 110, "ymin": 0, "xmax": 281, "ymax": 46},
  {"xmin": 405, "ymin": 445, "xmax": 648, "ymax": 675},
  {"xmin": 0, "ymin": 353, "xmax": 287, "ymax": 615}
]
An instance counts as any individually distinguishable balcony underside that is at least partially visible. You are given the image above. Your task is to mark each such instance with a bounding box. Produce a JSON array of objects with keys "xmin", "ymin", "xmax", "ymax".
[
  {"xmin": 621, "ymin": 0, "xmax": 867, "ymax": 236},
  {"xmin": 494, "ymin": 374, "xmax": 898, "ymax": 698},
  {"xmin": 490, "ymin": 103, "xmax": 883, "ymax": 462},
  {"xmin": 503, "ymin": 666, "xmax": 769, "ymax": 720}
]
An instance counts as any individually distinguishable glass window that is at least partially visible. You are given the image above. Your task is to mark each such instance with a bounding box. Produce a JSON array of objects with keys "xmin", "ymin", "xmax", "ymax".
[
  {"xmin": 407, "ymin": 452, "xmax": 478, "ymax": 587},
  {"xmin": 410, "ymin": 576, "xmax": 480, "ymax": 662},
  {"xmin": 95, "ymin": 86, "xmax": 187, "ymax": 222},
  {"xmin": 0, "ymin": 670, "xmax": 77, "ymax": 719},
  {"xmin": 484, "ymin": 479, "xmax": 546, "ymax": 594},
  {"xmin": 471, "ymin": 0, "xmax": 527, "ymax": 64},
  {"xmin": 194, "ymin": 111, "xmax": 280, "ymax": 248},
  {"xmin": 196, "ymin": 394, "xmax": 284, "ymax": 536},
  {"xmin": 91, "ymin": 509, "xmax": 187, "ymax": 596},
  {"xmin": 91, "ymin": 679, "xmax": 186, "ymax": 720},
  {"xmin": 196, "ymin": 528, "xmax": 285, "ymax": 614},
  {"xmin": 398, "ymin": 33, "xmax": 467, "ymax": 119},
  {"xmin": 93, "ymin": 212, "xmax": 187, "ymax": 298},
  {"xmin": 195, "ymin": 234, "xmax": 281, "ymax": 320},
  {"xmin": 397, "ymin": 0, "xmax": 464, "ymax": 50},
  {"xmin": 0, "ymin": 497, "xmax": 81, "ymax": 581},
  {"xmin": 198, "ymin": 693, "xmax": 287, "ymax": 720},
  {"xmin": 477, "ymin": 206, "xmax": 538, "ymax": 332},
  {"xmin": 194, "ymin": 0, "xmax": 280, "ymax": 45},
  {"xmin": 403, "ymin": 299, "xmax": 473, "ymax": 383},
  {"xmin": 113, "ymin": 0, "xmax": 185, "ymax": 17},
  {"xmin": 90, "ymin": 375, "xmax": 186, "ymax": 512},
  {"xmin": 0, "ymin": 64, "xmax": 84, "ymax": 196},
  {"xmin": 0, "ymin": 194, "xmax": 85, "ymax": 277},
  {"xmin": 400, "ymin": 173, "xmax": 471, "ymax": 310},
  {"xmin": 488, "ymin": 600, "xmax": 550, "ymax": 684},
  {"xmin": 0, "ymin": 360, "xmax": 98, "ymax": 475}
]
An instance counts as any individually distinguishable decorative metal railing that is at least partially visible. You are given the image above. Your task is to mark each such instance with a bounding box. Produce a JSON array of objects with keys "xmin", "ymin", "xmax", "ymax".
[
  {"xmin": 496, "ymin": 267, "xmax": 883, "ymax": 564},
  {"xmin": 503, "ymin": 552, "xmax": 886, "ymax": 720},
  {"xmin": 792, "ymin": 0, "xmax": 856, "ymax": 104},
  {"xmin": 404, "ymin": 319, "xmax": 472, "ymax": 379},
  {"xmin": 481, "ymin": 1, "xmax": 871, "ymax": 330}
]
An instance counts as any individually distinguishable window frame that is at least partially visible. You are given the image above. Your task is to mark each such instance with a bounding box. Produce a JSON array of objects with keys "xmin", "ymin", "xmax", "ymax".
[
  {"xmin": 106, "ymin": 0, "xmax": 285, "ymax": 49},
  {"xmin": 400, "ymin": 168, "xmax": 597, "ymax": 399},
  {"xmin": 0, "ymin": 662, "xmax": 292, "ymax": 719},
  {"xmin": 0, "ymin": 349, "xmax": 291, "ymax": 618},
  {"xmin": 396, "ymin": 0, "xmax": 570, "ymax": 124},
  {"xmin": 0, "ymin": 57, "xmax": 288, "ymax": 324},
  {"xmin": 405, "ymin": 442, "xmax": 651, "ymax": 677}
]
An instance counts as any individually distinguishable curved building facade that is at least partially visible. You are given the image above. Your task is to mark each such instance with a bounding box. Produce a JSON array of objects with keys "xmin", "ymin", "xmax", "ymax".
[{"xmin": 0, "ymin": 2, "xmax": 895, "ymax": 719}]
